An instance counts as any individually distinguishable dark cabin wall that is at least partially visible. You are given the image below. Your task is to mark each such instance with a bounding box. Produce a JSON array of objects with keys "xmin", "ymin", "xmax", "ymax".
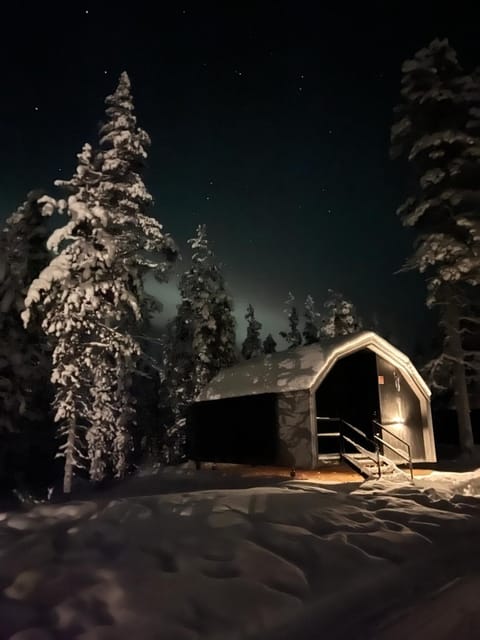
[
  {"xmin": 376, "ymin": 356, "xmax": 425, "ymax": 460},
  {"xmin": 187, "ymin": 393, "xmax": 278, "ymax": 465}
]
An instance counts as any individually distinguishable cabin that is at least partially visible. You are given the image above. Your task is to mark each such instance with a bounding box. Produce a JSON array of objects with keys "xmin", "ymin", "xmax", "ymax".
[{"xmin": 188, "ymin": 331, "xmax": 436, "ymax": 470}]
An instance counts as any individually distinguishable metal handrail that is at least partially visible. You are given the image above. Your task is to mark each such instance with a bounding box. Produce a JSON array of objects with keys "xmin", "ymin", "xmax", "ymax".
[
  {"xmin": 342, "ymin": 435, "xmax": 376, "ymax": 454},
  {"xmin": 373, "ymin": 420, "xmax": 409, "ymax": 449},
  {"xmin": 338, "ymin": 419, "xmax": 381, "ymax": 478},
  {"xmin": 373, "ymin": 435, "xmax": 410, "ymax": 463},
  {"xmin": 341, "ymin": 420, "xmax": 373, "ymax": 445},
  {"xmin": 317, "ymin": 417, "xmax": 414, "ymax": 481},
  {"xmin": 373, "ymin": 420, "xmax": 413, "ymax": 481},
  {"xmin": 316, "ymin": 418, "xmax": 341, "ymax": 439}
]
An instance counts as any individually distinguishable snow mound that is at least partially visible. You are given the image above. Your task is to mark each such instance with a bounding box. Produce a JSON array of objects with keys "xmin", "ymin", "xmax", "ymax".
[
  {"xmin": 415, "ymin": 468, "xmax": 480, "ymax": 499},
  {"xmin": 0, "ymin": 473, "xmax": 479, "ymax": 639}
]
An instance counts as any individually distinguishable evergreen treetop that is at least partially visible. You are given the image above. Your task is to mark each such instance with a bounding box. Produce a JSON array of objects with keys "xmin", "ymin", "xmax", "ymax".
[
  {"xmin": 263, "ymin": 333, "xmax": 277, "ymax": 355},
  {"xmin": 241, "ymin": 303, "xmax": 263, "ymax": 360},
  {"xmin": 303, "ymin": 294, "xmax": 320, "ymax": 345},
  {"xmin": 321, "ymin": 289, "xmax": 362, "ymax": 339},
  {"xmin": 391, "ymin": 39, "xmax": 480, "ymax": 304},
  {"xmin": 280, "ymin": 292, "xmax": 302, "ymax": 349}
]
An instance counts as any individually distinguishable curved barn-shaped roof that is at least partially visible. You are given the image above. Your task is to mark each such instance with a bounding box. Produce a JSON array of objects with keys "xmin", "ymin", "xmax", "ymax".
[{"xmin": 197, "ymin": 331, "xmax": 431, "ymax": 402}]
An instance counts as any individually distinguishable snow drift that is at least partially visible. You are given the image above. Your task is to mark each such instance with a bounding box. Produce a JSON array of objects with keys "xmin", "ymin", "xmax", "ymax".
[{"xmin": 0, "ymin": 470, "xmax": 480, "ymax": 639}]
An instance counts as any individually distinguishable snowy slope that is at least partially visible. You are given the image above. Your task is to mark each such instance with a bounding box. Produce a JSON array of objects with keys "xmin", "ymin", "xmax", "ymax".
[{"xmin": 0, "ymin": 470, "xmax": 480, "ymax": 639}]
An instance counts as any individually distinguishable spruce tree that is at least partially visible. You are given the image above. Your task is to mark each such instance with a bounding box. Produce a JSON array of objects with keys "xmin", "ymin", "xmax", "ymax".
[
  {"xmin": 241, "ymin": 304, "xmax": 263, "ymax": 360},
  {"xmin": 94, "ymin": 72, "xmax": 177, "ymax": 299},
  {"xmin": 263, "ymin": 333, "xmax": 277, "ymax": 355},
  {"xmin": 0, "ymin": 193, "xmax": 51, "ymax": 434},
  {"xmin": 280, "ymin": 292, "xmax": 302, "ymax": 349},
  {"xmin": 391, "ymin": 39, "xmax": 480, "ymax": 455},
  {"xmin": 0, "ymin": 193, "xmax": 53, "ymax": 497},
  {"xmin": 23, "ymin": 73, "xmax": 177, "ymax": 491},
  {"xmin": 303, "ymin": 294, "xmax": 320, "ymax": 345},
  {"xmin": 188, "ymin": 226, "xmax": 237, "ymax": 391},
  {"xmin": 320, "ymin": 290, "xmax": 362, "ymax": 339},
  {"xmin": 164, "ymin": 225, "xmax": 236, "ymax": 459}
]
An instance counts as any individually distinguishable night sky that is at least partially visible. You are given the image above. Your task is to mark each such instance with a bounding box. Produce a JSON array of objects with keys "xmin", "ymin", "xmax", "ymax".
[{"xmin": 1, "ymin": 3, "xmax": 479, "ymax": 352}]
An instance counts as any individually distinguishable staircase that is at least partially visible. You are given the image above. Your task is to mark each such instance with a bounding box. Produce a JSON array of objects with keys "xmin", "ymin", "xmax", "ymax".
[
  {"xmin": 342, "ymin": 450, "xmax": 407, "ymax": 480},
  {"xmin": 338, "ymin": 421, "xmax": 413, "ymax": 481}
]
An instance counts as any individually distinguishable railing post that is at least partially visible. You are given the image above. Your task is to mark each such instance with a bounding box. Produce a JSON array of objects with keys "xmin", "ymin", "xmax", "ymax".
[
  {"xmin": 408, "ymin": 444, "xmax": 413, "ymax": 481},
  {"xmin": 373, "ymin": 419, "xmax": 415, "ymax": 481},
  {"xmin": 376, "ymin": 443, "xmax": 381, "ymax": 479}
]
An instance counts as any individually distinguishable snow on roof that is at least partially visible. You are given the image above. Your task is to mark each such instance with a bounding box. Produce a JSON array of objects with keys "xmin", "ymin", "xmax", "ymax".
[{"xmin": 197, "ymin": 331, "xmax": 431, "ymax": 402}]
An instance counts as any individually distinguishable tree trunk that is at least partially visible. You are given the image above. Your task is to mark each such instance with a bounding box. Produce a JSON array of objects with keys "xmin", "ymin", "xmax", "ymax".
[
  {"xmin": 63, "ymin": 421, "xmax": 76, "ymax": 494},
  {"xmin": 446, "ymin": 301, "xmax": 475, "ymax": 455}
]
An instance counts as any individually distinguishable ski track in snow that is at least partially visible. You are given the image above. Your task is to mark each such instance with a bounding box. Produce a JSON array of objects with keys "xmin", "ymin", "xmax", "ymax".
[{"xmin": 0, "ymin": 470, "xmax": 480, "ymax": 639}]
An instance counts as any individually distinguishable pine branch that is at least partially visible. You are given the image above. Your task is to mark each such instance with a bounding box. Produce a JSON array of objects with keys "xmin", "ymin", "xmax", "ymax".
[{"xmin": 459, "ymin": 316, "xmax": 480, "ymax": 325}]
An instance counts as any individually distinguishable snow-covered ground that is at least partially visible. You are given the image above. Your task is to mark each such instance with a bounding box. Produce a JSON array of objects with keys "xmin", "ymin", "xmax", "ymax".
[{"xmin": 1, "ymin": 468, "xmax": 480, "ymax": 639}]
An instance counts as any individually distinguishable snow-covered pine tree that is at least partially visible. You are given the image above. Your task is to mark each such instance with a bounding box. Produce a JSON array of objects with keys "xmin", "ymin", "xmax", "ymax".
[
  {"xmin": 94, "ymin": 73, "xmax": 176, "ymax": 467},
  {"xmin": 23, "ymin": 73, "xmax": 177, "ymax": 492},
  {"xmin": 94, "ymin": 72, "xmax": 177, "ymax": 308},
  {"xmin": 23, "ymin": 188, "xmax": 141, "ymax": 492},
  {"xmin": 164, "ymin": 225, "xmax": 236, "ymax": 459},
  {"xmin": 0, "ymin": 193, "xmax": 51, "ymax": 434},
  {"xmin": 280, "ymin": 292, "xmax": 302, "ymax": 349},
  {"xmin": 188, "ymin": 226, "xmax": 237, "ymax": 392},
  {"xmin": 303, "ymin": 294, "xmax": 320, "ymax": 345},
  {"xmin": 241, "ymin": 304, "xmax": 263, "ymax": 360},
  {"xmin": 320, "ymin": 289, "xmax": 362, "ymax": 339},
  {"xmin": 391, "ymin": 39, "xmax": 480, "ymax": 455},
  {"xmin": 0, "ymin": 194, "xmax": 54, "ymax": 499},
  {"xmin": 263, "ymin": 333, "xmax": 277, "ymax": 354}
]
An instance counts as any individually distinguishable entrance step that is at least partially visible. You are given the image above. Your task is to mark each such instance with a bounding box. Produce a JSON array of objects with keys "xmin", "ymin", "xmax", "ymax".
[
  {"xmin": 317, "ymin": 419, "xmax": 414, "ymax": 482},
  {"xmin": 342, "ymin": 452, "xmax": 409, "ymax": 480},
  {"xmin": 317, "ymin": 453, "xmax": 342, "ymax": 462}
]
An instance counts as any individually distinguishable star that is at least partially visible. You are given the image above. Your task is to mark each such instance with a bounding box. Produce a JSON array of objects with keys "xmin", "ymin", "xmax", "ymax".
[
  {"xmin": 209, "ymin": 180, "xmax": 214, "ymax": 185},
  {"xmin": 85, "ymin": 9, "xmax": 89, "ymax": 14},
  {"xmin": 34, "ymin": 106, "xmax": 39, "ymax": 111},
  {"xmin": 298, "ymin": 87, "xmax": 303, "ymax": 92},
  {"xmin": 206, "ymin": 195, "xmax": 211, "ymax": 201},
  {"xmin": 103, "ymin": 70, "xmax": 108, "ymax": 75}
]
